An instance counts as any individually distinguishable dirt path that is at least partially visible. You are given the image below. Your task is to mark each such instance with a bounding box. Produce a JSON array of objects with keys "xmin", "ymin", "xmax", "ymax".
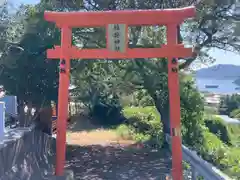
[
  {"xmin": 66, "ymin": 114, "xmax": 135, "ymax": 146},
  {"xmin": 65, "ymin": 114, "xmax": 172, "ymax": 180}
]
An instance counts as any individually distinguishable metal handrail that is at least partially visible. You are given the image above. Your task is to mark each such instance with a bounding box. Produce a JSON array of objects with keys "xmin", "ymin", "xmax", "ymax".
[{"xmin": 165, "ymin": 134, "xmax": 233, "ymax": 180}]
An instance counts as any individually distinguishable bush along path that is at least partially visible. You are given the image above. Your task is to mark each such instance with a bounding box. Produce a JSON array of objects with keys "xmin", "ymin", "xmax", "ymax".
[{"xmin": 64, "ymin": 113, "xmax": 172, "ymax": 180}]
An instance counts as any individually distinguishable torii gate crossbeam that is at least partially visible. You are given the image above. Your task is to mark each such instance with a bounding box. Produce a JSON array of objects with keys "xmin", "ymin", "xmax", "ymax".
[{"xmin": 44, "ymin": 6, "xmax": 196, "ymax": 180}]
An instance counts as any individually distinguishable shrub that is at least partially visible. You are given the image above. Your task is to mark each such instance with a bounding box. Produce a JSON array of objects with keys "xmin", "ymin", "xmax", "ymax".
[
  {"xmin": 230, "ymin": 109, "xmax": 240, "ymax": 119},
  {"xmin": 200, "ymin": 129, "xmax": 240, "ymax": 179},
  {"xmin": 204, "ymin": 115, "xmax": 240, "ymax": 147},
  {"xmin": 180, "ymin": 80, "xmax": 205, "ymax": 148},
  {"xmin": 200, "ymin": 129, "xmax": 227, "ymax": 164},
  {"xmin": 204, "ymin": 115, "xmax": 232, "ymax": 145},
  {"xmin": 122, "ymin": 105, "xmax": 204, "ymax": 148},
  {"xmin": 123, "ymin": 106, "xmax": 160, "ymax": 120},
  {"xmin": 121, "ymin": 106, "xmax": 164, "ymax": 146},
  {"xmin": 226, "ymin": 123, "xmax": 240, "ymax": 147},
  {"xmin": 116, "ymin": 124, "xmax": 133, "ymax": 140},
  {"xmin": 181, "ymin": 106, "xmax": 204, "ymax": 148},
  {"xmin": 220, "ymin": 147, "xmax": 240, "ymax": 178}
]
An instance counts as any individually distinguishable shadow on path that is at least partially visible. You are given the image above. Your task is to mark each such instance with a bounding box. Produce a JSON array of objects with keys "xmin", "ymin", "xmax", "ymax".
[{"xmin": 65, "ymin": 144, "xmax": 172, "ymax": 180}]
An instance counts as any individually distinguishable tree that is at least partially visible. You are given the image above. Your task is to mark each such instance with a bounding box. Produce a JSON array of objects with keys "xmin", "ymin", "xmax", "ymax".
[
  {"xmin": 219, "ymin": 94, "xmax": 240, "ymax": 115},
  {"xmin": 0, "ymin": 4, "xmax": 59, "ymax": 105},
  {"xmin": 0, "ymin": 1, "xmax": 24, "ymax": 71},
  {"xmin": 0, "ymin": 4, "xmax": 62, "ymax": 126}
]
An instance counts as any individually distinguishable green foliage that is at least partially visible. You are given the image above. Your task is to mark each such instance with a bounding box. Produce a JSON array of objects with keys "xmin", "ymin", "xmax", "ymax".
[
  {"xmin": 121, "ymin": 90, "xmax": 154, "ymax": 107},
  {"xmin": 180, "ymin": 79, "xmax": 205, "ymax": 148},
  {"xmin": 219, "ymin": 94, "xmax": 240, "ymax": 116},
  {"xmin": 220, "ymin": 147, "xmax": 240, "ymax": 178},
  {"xmin": 204, "ymin": 115, "xmax": 240, "ymax": 147},
  {"xmin": 123, "ymin": 106, "xmax": 160, "ymax": 120},
  {"xmin": 200, "ymin": 129, "xmax": 240, "ymax": 179},
  {"xmin": 71, "ymin": 59, "xmax": 131, "ymax": 111},
  {"xmin": 204, "ymin": 116, "xmax": 232, "ymax": 145},
  {"xmin": 0, "ymin": 4, "xmax": 60, "ymax": 107},
  {"xmin": 123, "ymin": 97, "xmax": 205, "ymax": 149},
  {"xmin": 121, "ymin": 106, "xmax": 164, "ymax": 146},
  {"xmin": 226, "ymin": 123, "xmax": 240, "ymax": 147},
  {"xmin": 230, "ymin": 108, "xmax": 240, "ymax": 119},
  {"xmin": 200, "ymin": 129, "xmax": 227, "ymax": 164},
  {"xmin": 121, "ymin": 105, "xmax": 204, "ymax": 149},
  {"xmin": 116, "ymin": 124, "xmax": 133, "ymax": 140}
]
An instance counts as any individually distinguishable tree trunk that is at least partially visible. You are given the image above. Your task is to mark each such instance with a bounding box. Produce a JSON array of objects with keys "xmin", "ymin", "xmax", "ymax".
[
  {"xmin": 156, "ymin": 102, "xmax": 170, "ymax": 134},
  {"xmin": 39, "ymin": 106, "xmax": 52, "ymax": 135},
  {"xmin": 154, "ymin": 99, "xmax": 171, "ymax": 148},
  {"xmin": 147, "ymin": 88, "xmax": 171, "ymax": 147}
]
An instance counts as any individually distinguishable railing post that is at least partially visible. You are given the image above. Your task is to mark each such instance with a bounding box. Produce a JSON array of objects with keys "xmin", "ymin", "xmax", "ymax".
[
  {"xmin": 191, "ymin": 167, "xmax": 198, "ymax": 180},
  {"xmin": 0, "ymin": 102, "xmax": 5, "ymax": 138}
]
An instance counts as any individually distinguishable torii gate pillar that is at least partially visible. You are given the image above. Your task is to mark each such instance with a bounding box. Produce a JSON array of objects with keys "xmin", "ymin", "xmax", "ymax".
[{"xmin": 44, "ymin": 7, "xmax": 196, "ymax": 180}]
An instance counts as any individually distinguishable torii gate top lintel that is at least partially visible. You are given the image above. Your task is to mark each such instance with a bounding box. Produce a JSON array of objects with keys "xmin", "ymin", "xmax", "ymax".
[
  {"xmin": 44, "ymin": 6, "xmax": 195, "ymax": 27},
  {"xmin": 44, "ymin": 6, "xmax": 196, "ymax": 60}
]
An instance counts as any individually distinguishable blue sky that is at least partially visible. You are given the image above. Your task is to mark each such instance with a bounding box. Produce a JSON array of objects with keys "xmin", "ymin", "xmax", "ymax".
[
  {"xmin": 12, "ymin": 0, "xmax": 240, "ymax": 67},
  {"xmin": 209, "ymin": 49, "xmax": 240, "ymax": 66},
  {"xmin": 13, "ymin": 0, "xmax": 39, "ymax": 5}
]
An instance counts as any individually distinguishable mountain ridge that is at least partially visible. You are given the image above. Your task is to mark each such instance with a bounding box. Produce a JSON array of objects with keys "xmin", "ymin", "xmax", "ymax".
[{"xmin": 196, "ymin": 64, "xmax": 240, "ymax": 79}]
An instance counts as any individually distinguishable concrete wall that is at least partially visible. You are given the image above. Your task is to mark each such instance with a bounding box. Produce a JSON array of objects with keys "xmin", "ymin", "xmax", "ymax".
[{"xmin": 0, "ymin": 125, "xmax": 73, "ymax": 180}]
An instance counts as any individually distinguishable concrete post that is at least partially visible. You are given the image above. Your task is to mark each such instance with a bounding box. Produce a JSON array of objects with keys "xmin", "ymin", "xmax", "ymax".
[{"xmin": 0, "ymin": 101, "xmax": 5, "ymax": 138}]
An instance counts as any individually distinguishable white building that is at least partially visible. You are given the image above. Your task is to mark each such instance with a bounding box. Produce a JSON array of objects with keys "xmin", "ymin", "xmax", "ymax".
[{"xmin": 204, "ymin": 94, "xmax": 221, "ymax": 106}]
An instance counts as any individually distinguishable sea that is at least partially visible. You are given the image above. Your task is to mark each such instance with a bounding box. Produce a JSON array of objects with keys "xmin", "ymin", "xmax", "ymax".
[{"xmin": 195, "ymin": 78, "xmax": 240, "ymax": 94}]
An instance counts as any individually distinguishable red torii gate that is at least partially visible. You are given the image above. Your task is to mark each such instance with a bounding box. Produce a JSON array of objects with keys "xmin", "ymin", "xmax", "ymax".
[{"xmin": 44, "ymin": 6, "xmax": 195, "ymax": 180}]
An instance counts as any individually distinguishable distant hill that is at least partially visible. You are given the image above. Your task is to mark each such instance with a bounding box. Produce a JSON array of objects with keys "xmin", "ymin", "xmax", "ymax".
[{"xmin": 196, "ymin": 64, "xmax": 240, "ymax": 79}]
